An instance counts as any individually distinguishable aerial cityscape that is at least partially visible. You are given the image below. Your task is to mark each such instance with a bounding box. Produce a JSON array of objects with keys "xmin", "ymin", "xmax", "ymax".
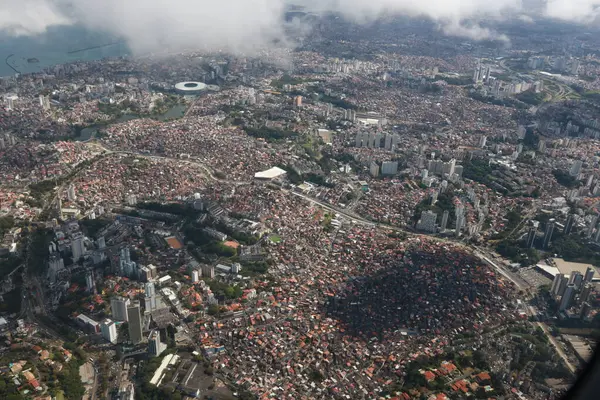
[{"xmin": 2, "ymin": 1, "xmax": 600, "ymax": 399}]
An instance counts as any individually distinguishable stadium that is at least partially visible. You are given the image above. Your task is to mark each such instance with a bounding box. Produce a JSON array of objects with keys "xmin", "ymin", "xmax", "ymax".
[{"xmin": 174, "ymin": 81, "xmax": 208, "ymax": 95}]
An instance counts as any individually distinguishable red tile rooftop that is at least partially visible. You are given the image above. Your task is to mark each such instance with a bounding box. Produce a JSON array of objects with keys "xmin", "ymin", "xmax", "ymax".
[
  {"xmin": 423, "ymin": 370, "xmax": 436, "ymax": 381},
  {"xmin": 477, "ymin": 372, "xmax": 491, "ymax": 382}
]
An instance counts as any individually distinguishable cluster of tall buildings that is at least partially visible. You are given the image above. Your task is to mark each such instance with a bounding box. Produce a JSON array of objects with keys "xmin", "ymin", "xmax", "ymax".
[
  {"xmin": 489, "ymin": 79, "xmax": 544, "ymax": 97},
  {"xmin": 415, "ymin": 207, "xmax": 460, "ymax": 236},
  {"xmin": 343, "ymin": 109, "xmax": 356, "ymax": 122},
  {"xmin": 583, "ymin": 214, "xmax": 600, "ymax": 243},
  {"xmin": 527, "ymin": 56, "xmax": 545, "ymax": 70},
  {"xmin": 527, "ymin": 56, "xmax": 580, "ymax": 75},
  {"xmin": 39, "ymin": 94, "xmax": 50, "ymax": 111},
  {"xmin": 473, "ymin": 62, "xmax": 491, "ymax": 85},
  {"xmin": 550, "ymin": 267, "xmax": 596, "ymax": 318},
  {"xmin": 118, "ymin": 247, "xmax": 158, "ymax": 281},
  {"xmin": 369, "ymin": 160, "xmax": 399, "ymax": 177},
  {"xmin": 108, "ymin": 285, "xmax": 161, "ymax": 346},
  {"xmin": 355, "ymin": 131, "xmax": 399, "ymax": 151},
  {"xmin": 526, "ymin": 219, "xmax": 556, "ymax": 249},
  {"xmin": 426, "ymin": 158, "xmax": 463, "ymax": 179},
  {"xmin": 474, "ymin": 59, "xmax": 543, "ymax": 96},
  {"xmin": 119, "ymin": 247, "xmax": 136, "ymax": 277}
]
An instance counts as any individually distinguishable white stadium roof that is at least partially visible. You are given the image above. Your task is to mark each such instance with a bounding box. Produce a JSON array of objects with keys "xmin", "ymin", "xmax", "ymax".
[
  {"xmin": 174, "ymin": 81, "xmax": 207, "ymax": 93},
  {"xmin": 254, "ymin": 167, "xmax": 287, "ymax": 180}
]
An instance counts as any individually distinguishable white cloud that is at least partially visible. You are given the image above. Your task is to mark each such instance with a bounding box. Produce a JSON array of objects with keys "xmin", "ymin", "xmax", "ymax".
[
  {"xmin": 0, "ymin": 0, "xmax": 597, "ymax": 54},
  {"xmin": 545, "ymin": 0, "xmax": 600, "ymax": 23},
  {"xmin": 0, "ymin": 0, "xmax": 71, "ymax": 36}
]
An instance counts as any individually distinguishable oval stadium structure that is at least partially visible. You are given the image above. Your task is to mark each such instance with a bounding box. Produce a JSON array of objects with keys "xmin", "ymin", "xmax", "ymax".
[{"xmin": 174, "ymin": 81, "xmax": 208, "ymax": 95}]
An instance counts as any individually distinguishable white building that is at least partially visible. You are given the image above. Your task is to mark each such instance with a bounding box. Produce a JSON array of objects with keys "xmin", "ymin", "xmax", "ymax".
[
  {"xmin": 157, "ymin": 275, "xmax": 172, "ymax": 286},
  {"xmin": 191, "ymin": 269, "xmax": 200, "ymax": 283},
  {"xmin": 101, "ymin": 319, "xmax": 118, "ymax": 344}
]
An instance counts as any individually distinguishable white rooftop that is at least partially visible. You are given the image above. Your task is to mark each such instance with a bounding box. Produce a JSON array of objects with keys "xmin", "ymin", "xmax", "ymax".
[{"xmin": 254, "ymin": 166, "xmax": 287, "ymax": 180}]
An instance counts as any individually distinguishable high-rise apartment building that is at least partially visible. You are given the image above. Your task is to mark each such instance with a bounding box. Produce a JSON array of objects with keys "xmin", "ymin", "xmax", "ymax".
[
  {"xmin": 559, "ymin": 284, "xmax": 576, "ymax": 311},
  {"xmin": 111, "ymin": 297, "xmax": 130, "ymax": 322},
  {"xmin": 416, "ymin": 211, "xmax": 437, "ymax": 233},
  {"xmin": 101, "ymin": 319, "xmax": 118, "ymax": 344},
  {"xmin": 148, "ymin": 330, "xmax": 167, "ymax": 357},
  {"xmin": 127, "ymin": 301, "xmax": 143, "ymax": 344},
  {"xmin": 71, "ymin": 232, "xmax": 85, "ymax": 261},
  {"xmin": 543, "ymin": 219, "xmax": 555, "ymax": 249}
]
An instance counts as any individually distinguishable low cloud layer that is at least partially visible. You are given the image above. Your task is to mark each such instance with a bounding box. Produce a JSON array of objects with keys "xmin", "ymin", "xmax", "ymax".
[
  {"xmin": 545, "ymin": 0, "xmax": 600, "ymax": 23},
  {"xmin": 0, "ymin": 0, "xmax": 599, "ymax": 54}
]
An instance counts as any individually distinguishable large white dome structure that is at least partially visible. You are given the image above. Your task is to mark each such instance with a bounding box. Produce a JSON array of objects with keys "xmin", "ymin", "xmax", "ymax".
[{"xmin": 174, "ymin": 81, "xmax": 208, "ymax": 94}]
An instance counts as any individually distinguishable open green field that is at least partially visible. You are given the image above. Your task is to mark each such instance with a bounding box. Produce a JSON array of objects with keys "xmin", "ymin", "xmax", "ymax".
[{"xmin": 268, "ymin": 234, "xmax": 282, "ymax": 243}]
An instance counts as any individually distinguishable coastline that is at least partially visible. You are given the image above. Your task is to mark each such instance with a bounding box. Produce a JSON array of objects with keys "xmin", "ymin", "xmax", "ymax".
[{"xmin": 0, "ymin": 27, "xmax": 130, "ymax": 77}]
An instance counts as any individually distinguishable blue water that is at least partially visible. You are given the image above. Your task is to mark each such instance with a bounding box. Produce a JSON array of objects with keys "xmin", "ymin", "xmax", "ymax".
[{"xmin": 0, "ymin": 25, "xmax": 130, "ymax": 77}]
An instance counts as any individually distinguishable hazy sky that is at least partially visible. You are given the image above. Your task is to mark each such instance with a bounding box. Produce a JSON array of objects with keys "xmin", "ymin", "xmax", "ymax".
[{"xmin": 1, "ymin": 0, "xmax": 599, "ymax": 53}]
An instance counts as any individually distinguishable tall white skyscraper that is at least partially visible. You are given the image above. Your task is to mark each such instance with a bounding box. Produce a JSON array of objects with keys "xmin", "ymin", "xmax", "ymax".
[
  {"xmin": 101, "ymin": 319, "xmax": 118, "ymax": 344},
  {"xmin": 111, "ymin": 297, "xmax": 130, "ymax": 322},
  {"xmin": 71, "ymin": 232, "xmax": 85, "ymax": 261}
]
